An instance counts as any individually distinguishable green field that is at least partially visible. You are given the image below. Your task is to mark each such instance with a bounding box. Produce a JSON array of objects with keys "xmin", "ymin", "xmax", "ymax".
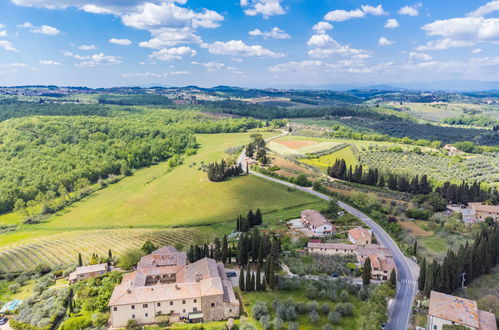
[
  {"xmin": 0, "ymin": 132, "xmax": 322, "ymax": 272},
  {"xmin": 301, "ymin": 146, "xmax": 358, "ymax": 172},
  {"xmin": 267, "ymin": 139, "xmax": 343, "ymax": 158}
]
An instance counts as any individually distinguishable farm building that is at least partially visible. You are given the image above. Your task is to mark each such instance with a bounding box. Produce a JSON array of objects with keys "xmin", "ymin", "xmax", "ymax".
[
  {"xmin": 68, "ymin": 263, "xmax": 110, "ymax": 284},
  {"xmin": 300, "ymin": 210, "xmax": 335, "ymax": 237},
  {"xmin": 449, "ymin": 203, "xmax": 499, "ymax": 224},
  {"xmin": 428, "ymin": 291, "xmax": 497, "ymax": 330},
  {"xmin": 108, "ymin": 246, "xmax": 239, "ymax": 328},
  {"xmin": 348, "ymin": 227, "xmax": 372, "ymax": 245}
]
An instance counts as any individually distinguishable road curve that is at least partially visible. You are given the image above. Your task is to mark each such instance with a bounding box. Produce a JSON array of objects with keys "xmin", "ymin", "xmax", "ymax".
[{"xmin": 248, "ymin": 169, "xmax": 417, "ymax": 330}]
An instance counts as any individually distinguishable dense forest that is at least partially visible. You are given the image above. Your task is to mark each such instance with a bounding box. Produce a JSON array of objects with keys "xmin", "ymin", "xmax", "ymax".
[
  {"xmin": 0, "ymin": 109, "xmax": 261, "ymax": 213},
  {"xmin": 97, "ymin": 94, "xmax": 173, "ymax": 106}
]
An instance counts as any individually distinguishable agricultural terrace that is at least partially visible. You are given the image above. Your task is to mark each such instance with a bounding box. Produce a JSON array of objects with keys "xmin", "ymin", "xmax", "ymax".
[{"xmin": 0, "ymin": 132, "xmax": 323, "ymax": 272}]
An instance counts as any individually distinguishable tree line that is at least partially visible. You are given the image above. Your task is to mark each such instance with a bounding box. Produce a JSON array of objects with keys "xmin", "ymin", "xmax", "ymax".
[
  {"xmin": 206, "ymin": 159, "xmax": 244, "ymax": 182},
  {"xmin": 418, "ymin": 224, "xmax": 499, "ymax": 296},
  {"xmin": 236, "ymin": 209, "xmax": 263, "ymax": 232},
  {"xmin": 328, "ymin": 158, "xmax": 497, "ymax": 204}
]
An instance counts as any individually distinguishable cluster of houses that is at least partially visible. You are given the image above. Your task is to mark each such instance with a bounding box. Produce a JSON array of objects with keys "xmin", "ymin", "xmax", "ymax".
[
  {"xmin": 299, "ymin": 209, "xmax": 336, "ymax": 236},
  {"xmin": 306, "ymin": 220, "xmax": 396, "ymax": 281},
  {"xmin": 449, "ymin": 202, "xmax": 499, "ymax": 225},
  {"xmin": 67, "ymin": 246, "xmax": 239, "ymax": 328},
  {"xmin": 427, "ymin": 291, "xmax": 497, "ymax": 330}
]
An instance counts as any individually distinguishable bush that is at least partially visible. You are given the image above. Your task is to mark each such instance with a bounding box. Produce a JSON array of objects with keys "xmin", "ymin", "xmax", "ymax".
[
  {"xmin": 288, "ymin": 321, "xmax": 299, "ymax": 330},
  {"xmin": 59, "ymin": 316, "xmax": 92, "ymax": 330},
  {"xmin": 272, "ymin": 317, "xmax": 284, "ymax": 330},
  {"xmin": 335, "ymin": 302, "xmax": 354, "ymax": 316},
  {"xmin": 328, "ymin": 311, "xmax": 342, "ymax": 324},
  {"xmin": 9, "ymin": 283, "xmax": 20, "ymax": 293},
  {"xmin": 320, "ymin": 303, "xmax": 330, "ymax": 314},
  {"xmin": 309, "ymin": 310, "xmax": 320, "ymax": 323},
  {"xmin": 406, "ymin": 208, "xmax": 433, "ymax": 220},
  {"xmin": 118, "ymin": 248, "xmax": 146, "ymax": 270},
  {"xmin": 251, "ymin": 301, "xmax": 269, "ymax": 321}
]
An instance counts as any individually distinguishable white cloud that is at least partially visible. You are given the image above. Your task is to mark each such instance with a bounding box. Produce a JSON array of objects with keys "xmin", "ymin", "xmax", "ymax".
[
  {"xmin": 0, "ymin": 31, "xmax": 6, "ymax": 37},
  {"xmin": 269, "ymin": 60, "xmax": 325, "ymax": 73},
  {"xmin": 398, "ymin": 4, "xmax": 421, "ymax": 16},
  {"xmin": 384, "ymin": 18, "xmax": 399, "ymax": 28},
  {"xmin": 201, "ymin": 40, "xmax": 285, "ymax": 58},
  {"xmin": 149, "ymin": 46, "xmax": 196, "ymax": 61},
  {"xmin": 202, "ymin": 61, "xmax": 224, "ymax": 71},
  {"xmin": 1, "ymin": 62, "xmax": 30, "ymax": 68},
  {"xmin": 324, "ymin": 4, "xmax": 386, "ymax": 22},
  {"xmin": 18, "ymin": 22, "xmax": 60, "ymax": 35},
  {"xmin": 249, "ymin": 27, "xmax": 290, "ymax": 39},
  {"xmin": 0, "ymin": 40, "xmax": 17, "ymax": 52},
  {"xmin": 170, "ymin": 70, "xmax": 188, "ymax": 75},
  {"xmin": 378, "ymin": 37, "xmax": 394, "ymax": 46},
  {"xmin": 307, "ymin": 32, "xmax": 367, "ymax": 59},
  {"xmin": 422, "ymin": 17, "xmax": 499, "ymax": 42},
  {"xmin": 0, "ymin": 23, "xmax": 5, "ymax": 29},
  {"xmin": 409, "ymin": 52, "xmax": 432, "ymax": 61},
  {"xmin": 360, "ymin": 5, "xmax": 387, "ymax": 16},
  {"xmin": 467, "ymin": 1, "xmax": 499, "ymax": 17},
  {"xmin": 78, "ymin": 44, "xmax": 97, "ymax": 50},
  {"xmin": 312, "ymin": 21, "xmax": 333, "ymax": 34},
  {"xmin": 73, "ymin": 53, "xmax": 122, "ymax": 67},
  {"xmin": 109, "ymin": 38, "xmax": 132, "ymax": 45},
  {"xmin": 122, "ymin": 71, "xmax": 164, "ymax": 78},
  {"xmin": 472, "ymin": 48, "xmax": 483, "ymax": 54},
  {"xmin": 307, "ymin": 34, "xmax": 339, "ymax": 48},
  {"xmin": 139, "ymin": 27, "xmax": 202, "ymax": 48},
  {"xmin": 39, "ymin": 60, "xmax": 61, "ymax": 65},
  {"xmin": 416, "ymin": 38, "xmax": 475, "ymax": 51},
  {"xmin": 241, "ymin": 0, "xmax": 285, "ymax": 18}
]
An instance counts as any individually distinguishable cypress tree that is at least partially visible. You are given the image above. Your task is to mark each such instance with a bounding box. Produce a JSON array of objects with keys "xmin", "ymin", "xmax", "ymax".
[
  {"xmin": 256, "ymin": 264, "xmax": 262, "ymax": 291},
  {"xmin": 268, "ymin": 256, "xmax": 276, "ymax": 290},
  {"xmin": 239, "ymin": 266, "xmax": 245, "ymax": 291},
  {"xmin": 255, "ymin": 208, "xmax": 263, "ymax": 225},
  {"xmin": 221, "ymin": 234, "xmax": 228, "ymax": 264},
  {"xmin": 389, "ymin": 269, "xmax": 396, "ymax": 288},
  {"xmin": 362, "ymin": 257, "xmax": 371, "ymax": 286},
  {"xmin": 413, "ymin": 240, "xmax": 418, "ymax": 256},
  {"xmin": 247, "ymin": 210, "xmax": 255, "ymax": 227},
  {"xmin": 418, "ymin": 258, "xmax": 426, "ymax": 291},
  {"xmin": 77, "ymin": 253, "xmax": 82, "ymax": 267},
  {"xmin": 246, "ymin": 261, "xmax": 252, "ymax": 292}
]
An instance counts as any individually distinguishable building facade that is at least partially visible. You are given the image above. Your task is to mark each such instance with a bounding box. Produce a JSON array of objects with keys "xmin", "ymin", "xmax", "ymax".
[
  {"xmin": 108, "ymin": 246, "xmax": 239, "ymax": 328},
  {"xmin": 428, "ymin": 291, "xmax": 497, "ymax": 330},
  {"xmin": 68, "ymin": 263, "xmax": 109, "ymax": 284},
  {"xmin": 300, "ymin": 210, "xmax": 335, "ymax": 237}
]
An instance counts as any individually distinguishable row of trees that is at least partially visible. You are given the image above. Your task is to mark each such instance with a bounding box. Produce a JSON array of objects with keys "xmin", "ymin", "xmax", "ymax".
[
  {"xmin": 206, "ymin": 159, "xmax": 244, "ymax": 182},
  {"xmin": 237, "ymin": 228, "xmax": 280, "ymax": 267},
  {"xmin": 236, "ymin": 209, "xmax": 263, "ymax": 232},
  {"xmin": 187, "ymin": 235, "xmax": 231, "ymax": 264},
  {"xmin": 328, "ymin": 158, "xmax": 496, "ymax": 204},
  {"xmin": 419, "ymin": 224, "xmax": 499, "ymax": 296}
]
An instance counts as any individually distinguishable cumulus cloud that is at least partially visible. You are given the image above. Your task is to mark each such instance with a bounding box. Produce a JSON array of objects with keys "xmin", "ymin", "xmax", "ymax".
[
  {"xmin": 378, "ymin": 37, "xmax": 394, "ymax": 46},
  {"xmin": 0, "ymin": 40, "xmax": 17, "ymax": 52},
  {"xmin": 0, "ymin": 31, "xmax": 7, "ymax": 37},
  {"xmin": 398, "ymin": 4, "xmax": 421, "ymax": 16},
  {"xmin": 384, "ymin": 18, "xmax": 399, "ymax": 28},
  {"xmin": 202, "ymin": 61, "xmax": 224, "ymax": 71},
  {"xmin": 416, "ymin": 38, "xmax": 475, "ymax": 51},
  {"xmin": 63, "ymin": 52, "xmax": 121, "ymax": 67},
  {"xmin": 409, "ymin": 52, "xmax": 432, "ymax": 61},
  {"xmin": 472, "ymin": 48, "xmax": 483, "ymax": 54},
  {"xmin": 467, "ymin": 1, "xmax": 499, "ymax": 17},
  {"xmin": 249, "ymin": 27, "xmax": 290, "ymax": 39},
  {"xmin": 422, "ymin": 17, "xmax": 499, "ymax": 42},
  {"xmin": 139, "ymin": 27, "xmax": 202, "ymax": 48},
  {"xmin": 149, "ymin": 46, "xmax": 196, "ymax": 61},
  {"xmin": 241, "ymin": 0, "xmax": 285, "ymax": 18},
  {"xmin": 307, "ymin": 31, "xmax": 367, "ymax": 59},
  {"xmin": 312, "ymin": 21, "xmax": 333, "ymax": 34},
  {"xmin": 39, "ymin": 60, "xmax": 61, "ymax": 65},
  {"xmin": 18, "ymin": 22, "xmax": 60, "ymax": 35},
  {"xmin": 201, "ymin": 40, "xmax": 285, "ymax": 58},
  {"xmin": 109, "ymin": 38, "xmax": 132, "ymax": 45},
  {"xmin": 122, "ymin": 70, "xmax": 189, "ymax": 78},
  {"xmin": 324, "ymin": 4, "xmax": 386, "ymax": 22},
  {"xmin": 78, "ymin": 44, "xmax": 97, "ymax": 50}
]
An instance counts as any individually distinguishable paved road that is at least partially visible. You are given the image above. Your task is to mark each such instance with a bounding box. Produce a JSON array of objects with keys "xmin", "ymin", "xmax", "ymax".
[{"xmin": 246, "ymin": 168, "xmax": 417, "ymax": 330}]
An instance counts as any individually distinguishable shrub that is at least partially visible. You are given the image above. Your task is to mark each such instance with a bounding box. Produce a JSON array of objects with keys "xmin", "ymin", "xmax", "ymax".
[
  {"xmin": 288, "ymin": 321, "xmax": 299, "ymax": 330},
  {"xmin": 320, "ymin": 303, "xmax": 330, "ymax": 314},
  {"xmin": 59, "ymin": 316, "xmax": 92, "ymax": 330},
  {"xmin": 335, "ymin": 302, "xmax": 354, "ymax": 316},
  {"xmin": 251, "ymin": 301, "xmax": 269, "ymax": 321},
  {"xmin": 339, "ymin": 290, "xmax": 350, "ymax": 302},
  {"xmin": 118, "ymin": 248, "xmax": 146, "ymax": 270},
  {"xmin": 406, "ymin": 208, "xmax": 432, "ymax": 220},
  {"xmin": 309, "ymin": 310, "xmax": 320, "ymax": 323},
  {"xmin": 272, "ymin": 317, "xmax": 284, "ymax": 330},
  {"xmin": 328, "ymin": 311, "xmax": 342, "ymax": 324}
]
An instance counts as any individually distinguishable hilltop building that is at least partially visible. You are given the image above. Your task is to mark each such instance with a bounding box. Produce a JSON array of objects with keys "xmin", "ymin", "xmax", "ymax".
[
  {"xmin": 108, "ymin": 246, "xmax": 239, "ymax": 328},
  {"xmin": 68, "ymin": 263, "xmax": 110, "ymax": 284},
  {"xmin": 348, "ymin": 227, "xmax": 372, "ymax": 245},
  {"xmin": 428, "ymin": 291, "xmax": 497, "ymax": 330}
]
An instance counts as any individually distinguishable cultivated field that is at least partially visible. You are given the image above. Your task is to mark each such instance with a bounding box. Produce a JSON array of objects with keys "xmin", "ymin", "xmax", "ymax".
[
  {"xmin": 268, "ymin": 138, "xmax": 344, "ymax": 158},
  {"xmin": 0, "ymin": 132, "xmax": 322, "ymax": 271},
  {"xmin": 301, "ymin": 146, "xmax": 358, "ymax": 172}
]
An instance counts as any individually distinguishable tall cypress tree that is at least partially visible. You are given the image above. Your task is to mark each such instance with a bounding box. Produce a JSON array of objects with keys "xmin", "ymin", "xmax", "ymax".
[
  {"xmin": 239, "ymin": 266, "xmax": 245, "ymax": 291},
  {"xmin": 77, "ymin": 253, "xmax": 83, "ymax": 267},
  {"xmin": 389, "ymin": 269, "xmax": 396, "ymax": 288},
  {"xmin": 362, "ymin": 257, "xmax": 371, "ymax": 286},
  {"xmin": 221, "ymin": 234, "xmax": 228, "ymax": 264},
  {"xmin": 418, "ymin": 258, "xmax": 426, "ymax": 291},
  {"xmin": 246, "ymin": 261, "xmax": 252, "ymax": 292}
]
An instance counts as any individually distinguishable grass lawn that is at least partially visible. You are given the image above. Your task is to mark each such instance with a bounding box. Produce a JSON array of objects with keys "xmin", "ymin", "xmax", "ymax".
[
  {"xmin": 0, "ymin": 132, "xmax": 322, "ymax": 272},
  {"xmin": 419, "ymin": 233, "xmax": 473, "ymax": 262},
  {"xmin": 241, "ymin": 289, "xmax": 361, "ymax": 329},
  {"xmin": 0, "ymin": 280, "xmax": 34, "ymax": 303},
  {"xmin": 301, "ymin": 146, "xmax": 358, "ymax": 172}
]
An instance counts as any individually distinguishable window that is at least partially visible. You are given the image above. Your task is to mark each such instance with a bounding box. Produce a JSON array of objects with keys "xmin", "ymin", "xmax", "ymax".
[
  {"xmin": 183, "ymin": 309, "xmax": 186, "ymax": 313},
  {"xmin": 193, "ymin": 307, "xmax": 198, "ymax": 312},
  {"xmin": 143, "ymin": 304, "xmax": 148, "ymax": 308},
  {"xmin": 113, "ymin": 307, "xmax": 117, "ymax": 311},
  {"xmin": 132, "ymin": 314, "xmax": 135, "ymax": 319},
  {"xmin": 211, "ymin": 303, "xmax": 215, "ymax": 307},
  {"xmin": 145, "ymin": 313, "xmax": 148, "ymax": 317},
  {"xmin": 194, "ymin": 299, "xmax": 197, "ymax": 303},
  {"xmin": 157, "ymin": 302, "xmax": 161, "ymax": 307},
  {"xmin": 170, "ymin": 301, "xmax": 173, "ymax": 306},
  {"xmin": 170, "ymin": 310, "xmax": 174, "ymax": 314},
  {"xmin": 229, "ymin": 309, "xmax": 232, "ymax": 312},
  {"xmin": 182, "ymin": 300, "xmax": 186, "ymax": 304},
  {"xmin": 131, "ymin": 305, "xmax": 135, "ymax": 310}
]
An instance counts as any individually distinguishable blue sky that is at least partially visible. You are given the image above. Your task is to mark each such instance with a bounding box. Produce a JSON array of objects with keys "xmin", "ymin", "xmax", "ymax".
[{"xmin": 1, "ymin": 0, "xmax": 499, "ymax": 87}]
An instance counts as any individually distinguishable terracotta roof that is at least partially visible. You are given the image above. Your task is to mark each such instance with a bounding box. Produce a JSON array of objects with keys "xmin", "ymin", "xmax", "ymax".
[
  {"xmin": 301, "ymin": 210, "xmax": 333, "ymax": 228},
  {"xmin": 357, "ymin": 244, "xmax": 392, "ymax": 258},
  {"xmin": 307, "ymin": 242, "xmax": 358, "ymax": 251},
  {"xmin": 428, "ymin": 291, "xmax": 480, "ymax": 329},
  {"xmin": 68, "ymin": 263, "xmax": 108, "ymax": 280},
  {"xmin": 348, "ymin": 227, "xmax": 372, "ymax": 242},
  {"xmin": 479, "ymin": 310, "xmax": 498, "ymax": 330}
]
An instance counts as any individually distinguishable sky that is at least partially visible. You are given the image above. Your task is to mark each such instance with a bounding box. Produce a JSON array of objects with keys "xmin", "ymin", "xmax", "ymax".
[{"xmin": 1, "ymin": 0, "xmax": 499, "ymax": 88}]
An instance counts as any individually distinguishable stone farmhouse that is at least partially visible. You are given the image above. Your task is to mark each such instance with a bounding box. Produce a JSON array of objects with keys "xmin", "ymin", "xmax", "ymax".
[
  {"xmin": 307, "ymin": 242, "xmax": 395, "ymax": 281},
  {"xmin": 68, "ymin": 263, "xmax": 110, "ymax": 284},
  {"xmin": 300, "ymin": 210, "xmax": 336, "ymax": 237},
  {"xmin": 108, "ymin": 246, "xmax": 239, "ymax": 328},
  {"xmin": 348, "ymin": 227, "xmax": 372, "ymax": 245},
  {"xmin": 428, "ymin": 291, "xmax": 497, "ymax": 330}
]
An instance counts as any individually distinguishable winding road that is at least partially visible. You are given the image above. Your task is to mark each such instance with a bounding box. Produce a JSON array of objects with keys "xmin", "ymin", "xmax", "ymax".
[{"xmin": 238, "ymin": 135, "xmax": 417, "ymax": 329}]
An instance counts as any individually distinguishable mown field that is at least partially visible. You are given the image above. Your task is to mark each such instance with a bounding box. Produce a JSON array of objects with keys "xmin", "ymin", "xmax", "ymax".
[{"xmin": 0, "ymin": 132, "xmax": 322, "ymax": 272}]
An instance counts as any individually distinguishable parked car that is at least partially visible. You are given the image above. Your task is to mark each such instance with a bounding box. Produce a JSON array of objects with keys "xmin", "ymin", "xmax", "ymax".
[
  {"xmin": 330, "ymin": 272, "xmax": 339, "ymax": 278},
  {"xmin": 0, "ymin": 317, "xmax": 8, "ymax": 325},
  {"xmin": 226, "ymin": 271, "xmax": 237, "ymax": 278}
]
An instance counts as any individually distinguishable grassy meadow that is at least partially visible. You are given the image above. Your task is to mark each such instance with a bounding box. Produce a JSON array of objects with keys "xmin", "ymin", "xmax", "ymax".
[{"xmin": 0, "ymin": 132, "xmax": 322, "ymax": 272}]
